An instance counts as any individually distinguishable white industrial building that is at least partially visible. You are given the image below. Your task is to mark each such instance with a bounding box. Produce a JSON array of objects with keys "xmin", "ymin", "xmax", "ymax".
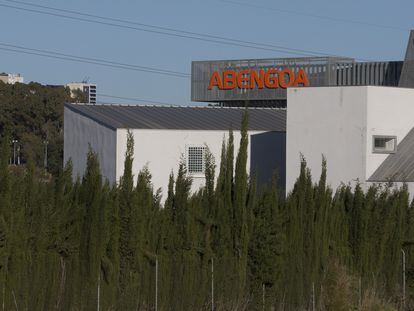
[
  {"xmin": 64, "ymin": 85, "xmax": 414, "ymax": 199},
  {"xmin": 64, "ymin": 31, "xmax": 414, "ymax": 197},
  {"xmin": 286, "ymin": 86, "xmax": 414, "ymax": 193},
  {"xmin": 64, "ymin": 104, "xmax": 286, "ymax": 197}
]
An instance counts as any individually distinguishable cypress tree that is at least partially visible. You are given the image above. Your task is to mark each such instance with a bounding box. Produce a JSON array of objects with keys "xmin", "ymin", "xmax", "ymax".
[
  {"xmin": 78, "ymin": 148, "xmax": 104, "ymax": 309},
  {"xmin": 204, "ymin": 147, "xmax": 215, "ymax": 217},
  {"xmin": 311, "ymin": 157, "xmax": 332, "ymax": 297},
  {"xmin": 0, "ymin": 134, "xmax": 11, "ymax": 284},
  {"xmin": 118, "ymin": 131, "xmax": 136, "ymax": 308},
  {"xmin": 0, "ymin": 133, "xmax": 11, "ymax": 215},
  {"xmin": 329, "ymin": 185, "xmax": 351, "ymax": 267},
  {"xmin": 214, "ymin": 136, "xmax": 236, "ymax": 307},
  {"xmin": 233, "ymin": 110, "xmax": 250, "ymax": 300},
  {"xmin": 405, "ymin": 194, "xmax": 414, "ymax": 301},
  {"xmin": 248, "ymin": 173, "xmax": 284, "ymax": 309},
  {"xmin": 101, "ymin": 184, "xmax": 120, "ymax": 309},
  {"xmin": 2, "ymin": 117, "xmax": 414, "ymax": 308},
  {"xmin": 51, "ymin": 161, "xmax": 81, "ymax": 310},
  {"xmin": 133, "ymin": 166, "xmax": 159, "ymax": 309},
  {"xmin": 284, "ymin": 157, "xmax": 311, "ymax": 309}
]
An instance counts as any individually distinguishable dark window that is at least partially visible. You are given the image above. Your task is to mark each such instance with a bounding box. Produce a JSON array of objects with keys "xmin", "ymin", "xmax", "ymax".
[{"xmin": 373, "ymin": 136, "xmax": 397, "ymax": 153}]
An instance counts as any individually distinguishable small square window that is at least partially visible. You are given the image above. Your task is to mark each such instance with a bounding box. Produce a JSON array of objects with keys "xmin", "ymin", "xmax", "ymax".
[
  {"xmin": 372, "ymin": 135, "xmax": 397, "ymax": 154},
  {"xmin": 187, "ymin": 146, "xmax": 206, "ymax": 175}
]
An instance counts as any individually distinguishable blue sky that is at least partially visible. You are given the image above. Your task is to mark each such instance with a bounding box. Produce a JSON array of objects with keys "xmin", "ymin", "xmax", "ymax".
[{"xmin": 1, "ymin": 0, "xmax": 413, "ymax": 105}]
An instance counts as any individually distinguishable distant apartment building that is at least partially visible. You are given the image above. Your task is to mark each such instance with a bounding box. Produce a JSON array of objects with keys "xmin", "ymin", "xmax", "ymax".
[
  {"xmin": 0, "ymin": 73, "xmax": 24, "ymax": 84},
  {"xmin": 66, "ymin": 82, "xmax": 97, "ymax": 104}
]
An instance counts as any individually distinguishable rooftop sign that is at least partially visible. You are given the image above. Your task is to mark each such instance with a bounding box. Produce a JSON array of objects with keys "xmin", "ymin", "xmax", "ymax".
[
  {"xmin": 208, "ymin": 68, "xmax": 310, "ymax": 90},
  {"xmin": 191, "ymin": 57, "xmax": 403, "ymax": 103}
]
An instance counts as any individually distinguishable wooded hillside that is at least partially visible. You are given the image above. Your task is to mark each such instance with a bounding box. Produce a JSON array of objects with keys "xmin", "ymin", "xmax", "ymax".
[{"xmin": 0, "ymin": 81, "xmax": 73, "ymax": 175}]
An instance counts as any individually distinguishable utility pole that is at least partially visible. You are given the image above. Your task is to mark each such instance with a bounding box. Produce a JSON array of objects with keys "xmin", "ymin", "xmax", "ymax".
[
  {"xmin": 402, "ymin": 249, "xmax": 406, "ymax": 310},
  {"xmin": 43, "ymin": 140, "xmax": 48, "ymax": 170},
  {"xmin": 17, "ymin": 145, "xmax": 20, "ymax": 165},
  {"xmin": 155, "ymin": 256, "xmax": 158, "ymax": 311},
  {"xmin": 211, "ymin": 258, "xmax": 214, "ymax": 311}
]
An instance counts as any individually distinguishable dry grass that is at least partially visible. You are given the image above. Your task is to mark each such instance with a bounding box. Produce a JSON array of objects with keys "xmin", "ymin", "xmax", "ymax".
[
  {"xmin": 319, "ymin": 261, "xmax": 398, "ymax": 311},
  {"xmin": 360, "ymin": 290, "xmax": 396, "ymax": 311}
]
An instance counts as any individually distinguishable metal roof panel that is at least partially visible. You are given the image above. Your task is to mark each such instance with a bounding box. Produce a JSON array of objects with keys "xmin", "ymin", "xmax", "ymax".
[{"xmin": 65, "ymin": 103, "xmax": 286, "ymax": 131}]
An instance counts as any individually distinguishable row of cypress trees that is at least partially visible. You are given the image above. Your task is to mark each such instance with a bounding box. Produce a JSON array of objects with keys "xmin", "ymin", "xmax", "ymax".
[{"xmin": 0, "ymin": 112, "xmax": 413, "ymax": 310}]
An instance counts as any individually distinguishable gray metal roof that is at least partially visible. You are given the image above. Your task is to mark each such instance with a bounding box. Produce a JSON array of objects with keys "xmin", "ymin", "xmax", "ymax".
[
  {"xmin": 65, "ymin": 103, "xmax": 286, "ymax": 131},
  {"xmin": 369, "ymin": 127, "xmax": 414, "ymax": 182}
]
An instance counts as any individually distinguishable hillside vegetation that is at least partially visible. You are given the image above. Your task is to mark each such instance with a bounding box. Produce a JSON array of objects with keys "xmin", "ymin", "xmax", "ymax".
[{"xmin": 0, "ymin": 81, "xmax": 73, "ymax": 175}]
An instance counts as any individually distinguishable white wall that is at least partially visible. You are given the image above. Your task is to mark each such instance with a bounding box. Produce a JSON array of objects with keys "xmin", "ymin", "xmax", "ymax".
[
  {"xmin": 64, "ymin": 107, "xmax": 117, "ymax": 182},
  {"xmin": 365, "ymin": 87, "xmax": 414, "ymax": 179},
  {"xmin": 116, "ymin": 129, "xmax": 265, "ymax": 199},
  {"xmin": 286, "ymin": 87, "xmax": 368, "ymax": 193}
]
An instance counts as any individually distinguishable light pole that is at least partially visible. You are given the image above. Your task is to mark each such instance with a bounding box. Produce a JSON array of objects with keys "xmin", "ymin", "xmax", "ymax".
[
  {"xmin": 402, "ymin": 249, "xmax": 406, "ymax": 310},
  {"xmin": 11, "ymin": 140, "xmax": 17, "ymax": 165},
  {"xmin": 17, "ymin": 145, "xmax": 20, "ymax": 165},
  {"xmin": 262, "ymin": 284, "xmax": 265, "ymax": 311},
  {"xmin": 211, "ymin": 258, "xmax": 214, "ymax": 311},
  {"xmin": 155, "ymin": 256, "xmax": 158, "ymax": 311},
  {"xmin": 97, "ymin": 271, "xmax": 100, "ymax": 311},
  {"xmin": 43, "ymin": 140, "xmax": 48, "ymax": 170},
  {"xmin": 312, "ymin": 282, "xmax": 315, "ymax": 311}
]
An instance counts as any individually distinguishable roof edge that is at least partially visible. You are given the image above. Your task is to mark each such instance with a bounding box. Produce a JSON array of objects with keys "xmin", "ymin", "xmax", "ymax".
[
  {"xmin": 64, "ymin": 103, "xmax": 117, "ymax": 131},
  {"xmin": 65, "ymin": 102, "xmax": 286, "ymax": 110}
]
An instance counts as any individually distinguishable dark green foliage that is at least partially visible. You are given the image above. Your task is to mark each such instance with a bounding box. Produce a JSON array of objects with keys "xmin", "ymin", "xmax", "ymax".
[
  {"xmin": 233, "ymin": 110, "xmax": 250, "ymax": 300},
  {"xmin": 0, "ymin": 81, "xmax": 71, "ymax": 175},
  {"xmin": 248, "ymin": 173, "xmax": 285, "ymax": 309},
  {"xmin": 118, "ymin": 130, "xmax": 138, "ymax": 308},
  {"xmin": 0, "ymin": 117, "xmax": 412, "ymax": 310}
]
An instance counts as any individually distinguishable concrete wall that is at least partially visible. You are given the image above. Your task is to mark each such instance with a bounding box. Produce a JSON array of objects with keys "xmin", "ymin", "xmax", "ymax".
[
  {"xmin": 287, "ymin": 86, "xmax": 414, "ymax": 195},
  {"xmin": 116, "ymin": 129, "xmax": 284, "ymax": 199},
  {"xmin": 365, "ymin": 87, "xmax": 414, "ymax": 179},
  {"xmin": 64, "ymin": 107, "xmax": 116, "ymax": 182},
  {"xmin": 286, "ymin": 86, "xmax": 368, "ymax": 193}
]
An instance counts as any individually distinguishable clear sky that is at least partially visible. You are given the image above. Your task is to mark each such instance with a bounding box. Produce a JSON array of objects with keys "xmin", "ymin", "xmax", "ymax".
[{"xmin": 1, "ymin": 0, "xmax": 413, "ymax": 105}]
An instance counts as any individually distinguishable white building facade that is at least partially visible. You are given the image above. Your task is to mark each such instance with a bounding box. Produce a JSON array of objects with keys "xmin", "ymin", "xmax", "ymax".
[
  {"xmin": 0, "ymin": 73, "xmax": 24, "ymax": 84},
  {"xmin": 64, "ymin": 104, "xmax": 286, "ymax": 198},
  {"xmin": 286, "ymin": 86, "xmax": 414, "ymax": 193},
  {"xmin": 66, "ymin": 82, "xmax": 97, "ymax": 104}
]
